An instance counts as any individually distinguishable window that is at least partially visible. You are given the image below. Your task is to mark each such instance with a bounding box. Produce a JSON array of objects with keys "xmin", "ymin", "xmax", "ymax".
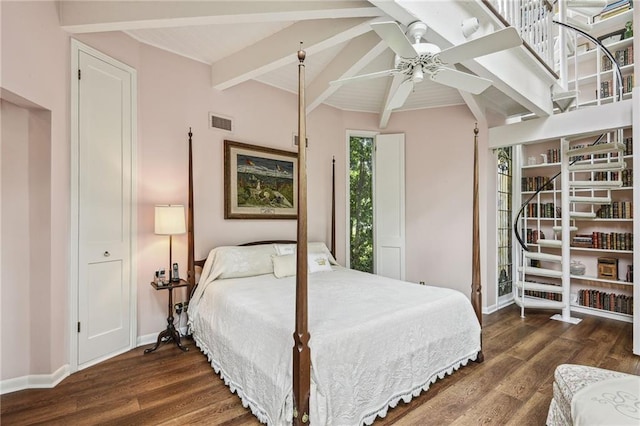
[
  {"xmin": 497, "ymin": 147, "xmax": 513, "ymax": 298},
  {"xmin": 348, "ymin": 135, "xmax": 374, "ymax": 273}
]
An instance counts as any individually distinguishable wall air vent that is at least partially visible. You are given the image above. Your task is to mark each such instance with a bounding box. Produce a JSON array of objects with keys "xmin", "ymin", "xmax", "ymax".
[{"xmin": 209, "ymin": 112, "xmax": 233, "ymax": 132}]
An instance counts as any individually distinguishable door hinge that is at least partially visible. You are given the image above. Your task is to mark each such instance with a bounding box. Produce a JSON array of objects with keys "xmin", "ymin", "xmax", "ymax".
[
  {"xmin": 78, "ymin": 69, "xmax": 81, "ymax": 80},
  {"xmin": 77, "ymin": 322, "xmax": 81, "ymax": 333}
]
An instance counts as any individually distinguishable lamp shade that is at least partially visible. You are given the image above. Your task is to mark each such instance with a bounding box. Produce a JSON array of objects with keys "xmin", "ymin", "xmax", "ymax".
[{"xmin": 154, "ymin": 205, "xmax": 186, "ymax": 235}]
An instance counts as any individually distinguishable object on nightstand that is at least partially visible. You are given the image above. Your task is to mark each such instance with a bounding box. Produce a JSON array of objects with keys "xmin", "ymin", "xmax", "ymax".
[
  {"xmin": 597, "ymin": 257, "xmax": 618, "ymax": 280},
  {"xmin": 171, "ymin": 263, "xmax": 180, "ymax": 282}
]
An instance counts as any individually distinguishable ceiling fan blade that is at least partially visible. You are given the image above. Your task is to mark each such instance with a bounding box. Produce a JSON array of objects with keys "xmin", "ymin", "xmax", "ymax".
[
  {"xmin": 431, "ymin": 68, "xmax": 492, "ymax": 94},
  {"xmin": 371, "ymin": 22, "xmax": 417, "ymax": 59},
  {"xmin": 388, "ymin": 78, "xmax": 414, "ymax": 109},
  {"xmin": 438, "ymin": 27, "xmax": 522, "ymax": 65},
  {"xmin": 330, "ymin": 69, "xmax": 397, "ymax": 85}
]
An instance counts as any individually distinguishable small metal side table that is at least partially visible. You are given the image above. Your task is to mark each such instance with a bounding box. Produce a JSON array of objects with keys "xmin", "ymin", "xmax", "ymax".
[{"xmin": 144, "ymin": 279, "xmax": 189, "ymax": 353}]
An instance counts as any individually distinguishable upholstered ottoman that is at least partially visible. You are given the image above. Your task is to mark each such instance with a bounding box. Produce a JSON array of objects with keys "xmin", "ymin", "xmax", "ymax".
[{"xmin": 546, "ymin": 364, "xmax": 640, "ymax": 425}]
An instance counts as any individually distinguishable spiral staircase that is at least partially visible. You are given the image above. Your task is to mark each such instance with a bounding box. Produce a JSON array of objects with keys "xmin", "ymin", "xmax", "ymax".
[{"xmin": 514, "ymin": 135, "xmax": 627, "ymax": 323}]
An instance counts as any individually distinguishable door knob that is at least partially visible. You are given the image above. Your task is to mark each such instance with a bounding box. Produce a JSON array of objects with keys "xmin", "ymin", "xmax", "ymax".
[{"xmin": 103, "ymin": 251, "xmax": 110, "ymax": 257}]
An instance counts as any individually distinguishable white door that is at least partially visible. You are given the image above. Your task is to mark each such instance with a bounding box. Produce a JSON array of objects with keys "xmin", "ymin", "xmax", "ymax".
[
  {"xmin": 75, "ymin": 46, "xmax": 135, "ymax": 367},
  {"xmin": 374, "ymin": 134, "xmax": 405, "ymax": 280}
]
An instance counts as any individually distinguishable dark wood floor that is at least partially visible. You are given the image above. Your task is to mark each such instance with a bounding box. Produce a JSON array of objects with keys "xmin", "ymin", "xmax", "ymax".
[{"xmin": 2, "ymin": 304, "xmax": 638, "ymax": 425}]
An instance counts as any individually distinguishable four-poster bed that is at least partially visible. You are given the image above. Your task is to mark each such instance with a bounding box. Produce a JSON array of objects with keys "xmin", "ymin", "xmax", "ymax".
[{"xmin": 185, "ymin": 48, "xmax": 484, "ymax": 425}]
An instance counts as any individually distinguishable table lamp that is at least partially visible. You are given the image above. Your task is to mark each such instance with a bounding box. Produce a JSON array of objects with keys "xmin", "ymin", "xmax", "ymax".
[{"xmin": 155, "ymin": 204, "xmax": 186, "ymax": 282}]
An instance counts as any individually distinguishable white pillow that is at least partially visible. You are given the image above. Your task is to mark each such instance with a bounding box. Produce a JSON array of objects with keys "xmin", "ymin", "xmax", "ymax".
[
  {"xmin": 274, "ymin": 242, "xmax": 338, "ymax": 265},
  {"xmin": 274, "ymin": 243, "xmax": 295, "ymax": 256},
  {"xmin": 214, "ymin": 245, "xmax": 277, "ymax": 279},
  {"xmin": 308, "ymin": 252, "xmax": 333, "ymax": 273},
  {"xmin": 273, "ymin": 254, "xmax": 296, "ymax": 278}
]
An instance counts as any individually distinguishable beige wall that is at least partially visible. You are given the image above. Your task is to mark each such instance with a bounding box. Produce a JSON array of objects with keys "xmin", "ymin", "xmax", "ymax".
[
  {"xmin": 1, "ymin": 1, "xmax": 68, "ymax": 379},
  {"xmin": 0, "ymin": 1, "xmax": 491, "ymax": 382}
]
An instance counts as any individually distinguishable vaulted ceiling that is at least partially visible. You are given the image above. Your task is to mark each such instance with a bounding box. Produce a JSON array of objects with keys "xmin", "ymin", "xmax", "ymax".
[{"xmin": 58, "ymin": 0, "xmax": 559, "ymax": 127}]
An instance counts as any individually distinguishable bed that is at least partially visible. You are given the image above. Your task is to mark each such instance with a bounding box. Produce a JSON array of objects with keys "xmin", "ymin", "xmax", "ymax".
[
  {"xmin": 188, "ymin": 243, "xmax": 481, "ymax": 425},
  {"xmin": 184, "ymin": 47, "xmax": 484, "ymax": 425}
]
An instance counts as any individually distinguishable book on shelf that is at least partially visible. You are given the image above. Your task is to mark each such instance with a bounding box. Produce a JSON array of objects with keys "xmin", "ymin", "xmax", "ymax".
[
  {"xmin": 596, "ymin": 201, "xmax": 633, "ymax": 219},
  {"xmin": 592, "ymin": 169, "xmax": 633, "ymax": 186},
  {"xmin": 594, "ymin": 0, "xmax": 632, "ymax": 21},
  {"xmin": 577, "ymin": 289, "xmax": 633, "ymax": 315},
  {"xmin": 521, "ymin": 175, "xmax": 552, "ymax": 192}
]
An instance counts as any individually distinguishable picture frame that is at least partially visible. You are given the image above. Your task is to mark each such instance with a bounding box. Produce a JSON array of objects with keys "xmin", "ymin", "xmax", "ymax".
[
  {"xmin": 224, "ymin": 140, "xmax": 298, "ymax": 219},
  {"xmin": 597, "ymin": 29, "xmax": 624, "ymax": 46}
]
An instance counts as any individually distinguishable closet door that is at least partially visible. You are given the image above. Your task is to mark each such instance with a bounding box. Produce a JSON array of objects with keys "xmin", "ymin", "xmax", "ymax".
[
  {"xmin": 74, "ymin": 44, "xmax": 135, "ymax": 368},
  {"xmin": 374, "ymin": 133, "xmax": 405, "ymax": 280}
]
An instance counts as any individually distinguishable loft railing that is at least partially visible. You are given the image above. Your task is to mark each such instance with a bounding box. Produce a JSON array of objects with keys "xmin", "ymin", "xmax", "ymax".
[{"xmin": 483, "ymin": 0, "xmax": 557, "ymax": 76}]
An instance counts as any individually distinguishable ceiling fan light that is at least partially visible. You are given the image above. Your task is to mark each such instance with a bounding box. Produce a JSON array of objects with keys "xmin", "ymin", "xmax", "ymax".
[
  {"xmin": 412, "ymin": 68, "xmax": 424, "ymax": 83},
  {"xmin": 461, "ymin": 17, "xmax": 480, "ymax": 38}
]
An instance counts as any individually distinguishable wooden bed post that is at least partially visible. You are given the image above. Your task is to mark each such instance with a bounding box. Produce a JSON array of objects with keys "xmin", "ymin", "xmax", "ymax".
[
  {"xmin": 293, "ymin": 44, "xmax": 311, "ymax": 425},
  {"xmin": 472, "ymin": 123, "xmax": 484, "ymax": 363},
  {"xmin": 187, "ymin": 128, "xmax": 196, "ymax": 296},
  {"xmin": 331, "ymin": 156, "xmax": 336, "ymax": 259}
]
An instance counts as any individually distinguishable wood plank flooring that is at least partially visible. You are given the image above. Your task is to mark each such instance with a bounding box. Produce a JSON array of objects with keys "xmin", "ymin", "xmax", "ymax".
[{"xmin": 2, "ymin": 305, "xmax": 638, "ymax": 425}]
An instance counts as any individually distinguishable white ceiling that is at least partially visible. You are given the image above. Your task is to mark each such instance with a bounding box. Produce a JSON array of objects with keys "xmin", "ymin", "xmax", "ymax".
[{"xmin": 58, "ymin": 0, "xmax": 558, "ymax": 126}]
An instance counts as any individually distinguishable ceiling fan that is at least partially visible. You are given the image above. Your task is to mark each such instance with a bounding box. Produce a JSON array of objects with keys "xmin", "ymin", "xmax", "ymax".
[{"xmin": 331, "ymin": 21, "xmax": 523, "ymax": 109}]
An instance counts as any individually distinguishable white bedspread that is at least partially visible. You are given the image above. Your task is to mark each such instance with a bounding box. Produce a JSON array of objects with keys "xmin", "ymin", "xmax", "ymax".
[{"xmin": 188, "ymin": 266, "xmax": 481, "ymax": 426}]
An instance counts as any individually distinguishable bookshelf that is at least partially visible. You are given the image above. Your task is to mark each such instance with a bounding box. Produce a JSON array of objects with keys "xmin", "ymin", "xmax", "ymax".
[
  {"xmin": 517, "ymin": 129, "xmax": 634, "ymax": 322},
  {"xmin": 567, "ymin": 8, "xmax": 634, "ymax": 108}
]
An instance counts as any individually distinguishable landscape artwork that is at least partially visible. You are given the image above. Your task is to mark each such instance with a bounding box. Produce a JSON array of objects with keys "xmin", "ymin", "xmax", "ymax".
[{"xmin": 224, "ymin": 140, "xmax": 298, "ymax": 219}]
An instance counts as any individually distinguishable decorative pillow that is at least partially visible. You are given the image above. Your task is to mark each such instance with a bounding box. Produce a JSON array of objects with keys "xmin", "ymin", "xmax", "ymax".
[
  {"xmin": 274, "ymin": 242, "xmax": 338, "ymax": 265},
  {"xmin": 308, "ymin": 252, "xmax": 333, "ymax": 273},
  {"xmin": 274, "ymin": 243, "xmax": 296, "ymax": 256},
  {"xmin": 273, "ymin": 254, "xmax": 297, "ymax": 278},
  {"xmin": 214, "ymin": 245, "xmax": 277, "ymax": 279},
  {"xmin": 308, "ymin": 242, "xmax": 338, "ymax": 265}
]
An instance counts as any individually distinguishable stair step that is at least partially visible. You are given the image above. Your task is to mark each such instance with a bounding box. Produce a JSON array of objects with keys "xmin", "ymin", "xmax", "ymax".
[
  {"xmin": 567, "ymin": 142, "xmax": 625, "ymax": 157},
  {"xmin": 537, "ymin": 239, "xmax": 562, "ymax": 248},
  {"xmin": 552, "ymin": 226, "xmax": 578, "ymax": 232},
  {"xmin": 569, "ymin": 195, "xmax": 612, "ymax": 204},
  {"xmin": 513, "ymin": 295, "xmax": 566, "ymax": 310},
  {"xmin": 524, "ymin": 252, "xmax": 563, "ymax": 262},
  {"xmin": 569, "ymin": 180, "xmax": 623, "ymax": 189},
  {"xmin": 518, "ymin": 266, "xmax": 563, "ymax": 278},
  {"xmin": 568, "ymin": 161, "xmax": 626, "ymax": 172},
  {"xmin": 516, "ymin": 281, "xmax": 564, "ymax": 293},
  {"xmin": 570, "ymin": 211, "xmax": 596, "ymax": 219},
  {"xmin": 552, "ymin": 91, "xmax": 577, "ymax": 112}
]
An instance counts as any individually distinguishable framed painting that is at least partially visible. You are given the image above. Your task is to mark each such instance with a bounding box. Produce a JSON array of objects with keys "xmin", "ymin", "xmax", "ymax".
[{"xmin": 224, "ymin": 140, "xmax": 297, "ymax": 219}]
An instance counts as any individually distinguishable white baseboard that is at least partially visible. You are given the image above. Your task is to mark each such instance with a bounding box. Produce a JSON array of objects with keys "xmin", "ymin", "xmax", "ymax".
[
  {"xmin": 483, "ymin": 298, "xmax": 514, "ymax": 315},
  {"xmin": 0, "ymin": 364, "xmax": 70, "ymax": 395}
]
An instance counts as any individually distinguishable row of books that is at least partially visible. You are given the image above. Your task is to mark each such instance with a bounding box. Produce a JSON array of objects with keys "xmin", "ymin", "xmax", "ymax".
[
  {"xmin": 592, "ymin": 137, "xmax": 633, "ymax": 158},
  {"xmin": 576, "ymin": 289, "xmax": 633, "ymax": 315},
  {"xmin": 547, "ymin": 148, "xmax": 561, "ymax": 163},
  {"xmin": 526, "ymin": 229, "xmax": 546, "ymax": 244},
  {"xmin": 524, "ymin": 289, "xmax": 562, "ymax": 302},
  {"xmin": 602, "ymin": 45, "xmax": 633, "ymax": 70},
  {"xmin": 521, "ymin": 175, "xmax": 551, "ymax": 192},
  {"xmin": 595, "ymin": 201, "xmax": 633, "ymax": 219},
  {"xmin": 525, "ymin": 202, "xmax": 557, "ymax": 218},
  {"xmin": 571, "ymin": 232, "xmax": 634, "ymax": 250},
  {"xmin": 599, "ymin": 75, "xmax": 634, "ymax": 98},
  {"xmin": 592, "ymin": 169, "xmax": 633, "ymax": 186},
  {"xmin": 595, "ymin": 0, "xmax": 632, "ymax": 21}
]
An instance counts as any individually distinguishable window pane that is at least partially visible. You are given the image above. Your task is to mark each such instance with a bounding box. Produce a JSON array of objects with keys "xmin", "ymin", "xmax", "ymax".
[{"xmin": 349, "ymin": 136, "xmax": 374, "ymax": 273}]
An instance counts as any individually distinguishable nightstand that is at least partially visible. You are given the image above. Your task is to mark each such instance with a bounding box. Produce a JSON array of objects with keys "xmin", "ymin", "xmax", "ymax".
[{"xmin": 144, "ymin": 279, "xmax": 189, "ymax": 353}]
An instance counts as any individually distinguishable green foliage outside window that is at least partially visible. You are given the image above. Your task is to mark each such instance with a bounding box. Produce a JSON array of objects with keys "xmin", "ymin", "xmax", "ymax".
[{"xmin": 350, "ymin": 136, "xmax": 373, "ymax": 273}]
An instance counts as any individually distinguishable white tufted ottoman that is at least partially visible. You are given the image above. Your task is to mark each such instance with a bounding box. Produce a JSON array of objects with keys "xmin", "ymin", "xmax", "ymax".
[{"xmin": 546, "ymin": 364, "xmax": 640, "ymax": 425}]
